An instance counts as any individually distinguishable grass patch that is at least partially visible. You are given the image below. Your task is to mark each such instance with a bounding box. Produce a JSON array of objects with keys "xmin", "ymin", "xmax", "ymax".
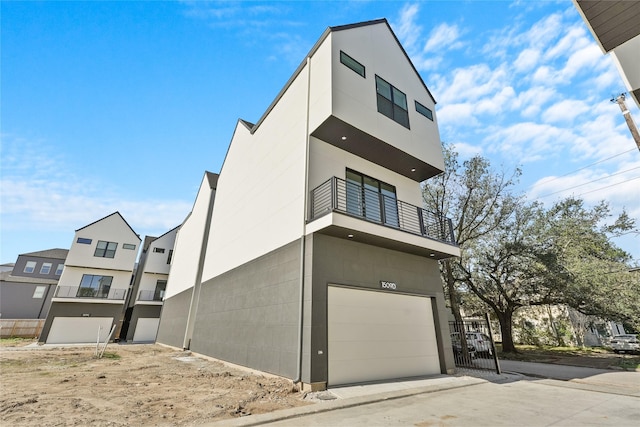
[
  {"xmin": 497, "ymin": 344, "xmax": 640, "ymax": 370},
  {"xmin": 0, "ymin": 337, "xmax": 36, "ymax": 347},
  {"xmin": 100, "ymin": 352, "xmax": 121, "ymax": 360}
]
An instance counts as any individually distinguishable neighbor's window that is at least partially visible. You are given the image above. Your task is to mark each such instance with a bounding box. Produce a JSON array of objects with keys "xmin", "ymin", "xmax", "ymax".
[
  {"xmin": 340, "ymin": 51, "xmax": 365, "ymax": 77},
  {"xmin": 415, "ymin": 101, "xmax": 433, "ymax": 121},
  {"xmin": 77, "ymin": 237, "xmax": 92, "ymax": 244},
  {"xmin": 55, "ymin": 264, "xmax": 64, "ymax": 275},
  {"xmin": 94, "ymin": 241, "xmax": 117, "ymax": 258},
  {"xmin": 33, "ymin": 286, "xmax": 47, "ymax": 299},
  {"xmin": 153, "ymin": 247, "xmax": 165, "ymax": 253},
  {"xmin": 40, "ymin": 263, "xmax": 52, "ymax": 274},
  {"xmin": 375, "ymin": 75, "xmax": 409, "ymax": 128},
  {"xmin": 154, "ymin": 280, "xmax": 167, "ymax": 301},
  {"xmin": 77, "ymin": 274, "xmax": 113, "ymax": 298},
  {"xmin": 123, "ymin": 243, "xmax": 136, "ymax": 250},
  {"xmin": 24, "ymin": 261, "xmax": 37, "ymax": 273},
  {"xmin": 167, "ymin": 249, "xmax": 173, "ymax": 265}
]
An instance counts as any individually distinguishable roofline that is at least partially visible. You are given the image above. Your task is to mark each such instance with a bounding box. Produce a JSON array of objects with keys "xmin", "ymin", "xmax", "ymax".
[
  {"xmin": 75, "ymin": 211, "xmax": 141, "ymax": 241},
  {"xmin": 243, "ymin": 18, "xmax": 436, "ymax": 136}
]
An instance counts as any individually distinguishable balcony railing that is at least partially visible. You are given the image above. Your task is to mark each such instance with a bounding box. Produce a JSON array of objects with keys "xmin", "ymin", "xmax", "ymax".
[
  {"xmin": 310, "ymin": 177, "xmax": 456, "ymax": 245},
  {"xmin": 54, "ymin": 286, "xmax": 126, "ymax": 300},
  {"xmin": 138, "ymin": 290, "xmax": 164, "ymax": 302}
]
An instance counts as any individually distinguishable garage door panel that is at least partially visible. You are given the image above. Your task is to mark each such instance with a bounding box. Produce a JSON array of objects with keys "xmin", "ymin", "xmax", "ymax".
[
  {"xmin": 328, "ymin": 286, "xmax": 440, "ymax": 386},
  {"xmin": 132, "ymin": 318, "xmax": 160, "ymax": 342},
  {"xmin": 47, "ymin": 317, "xmax": 114, "ymax": 344}
]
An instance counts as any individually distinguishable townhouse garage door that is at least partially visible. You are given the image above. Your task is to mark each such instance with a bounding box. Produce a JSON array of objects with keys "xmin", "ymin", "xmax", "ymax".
[
  {"xmin": 328, "ymin": 286, "xmax": 440, "ymax": 386},
  {"xmin": 46, "ymin": 317, "xmax": 114, "ymax": 344}
]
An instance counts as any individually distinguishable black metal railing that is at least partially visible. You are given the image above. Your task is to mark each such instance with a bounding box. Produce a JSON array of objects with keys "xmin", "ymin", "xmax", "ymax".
[
  {"xmin": 54, "ymin": 285, "xmax": 126, "ymax": 300},
  {"xmin": 309, "ymin": 177, "xmax": 457, "ymax": 245},
  {"xmin": 138, "ymin": 289, "xmax": 164, "ymax": 302}
]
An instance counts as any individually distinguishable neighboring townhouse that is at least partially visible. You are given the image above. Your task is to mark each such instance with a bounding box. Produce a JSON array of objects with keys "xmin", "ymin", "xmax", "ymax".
[
  {"xmin": 120, "ymin": 226, "xmax": 178, "ymax": 343},
  {"xmin": 158, "ymin": 19, "xmax": 460, "ymax": 391},
  {"xmin": 0, "ymin": 249, "xmax": 68, "ymax": 323},
  {"xmin": 39, "ymin": 212, "xmax": 141, "ymax": 344},
  {"xmin": 157, "ymin": 171, "xmax": 218, "ymax": 350}
]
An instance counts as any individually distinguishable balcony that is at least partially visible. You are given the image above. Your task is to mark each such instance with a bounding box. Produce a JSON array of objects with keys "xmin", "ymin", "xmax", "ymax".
[
  {"xmin": 138, "ymin": 290, "xmax": 164, "ymax": 302},
  {"xmin": 308, "ymin": 177, "xmax": 458, "ymax": 257},
  {"xmin": 54, "ymin": 285, "xmax": 126, "ymax": 301}
]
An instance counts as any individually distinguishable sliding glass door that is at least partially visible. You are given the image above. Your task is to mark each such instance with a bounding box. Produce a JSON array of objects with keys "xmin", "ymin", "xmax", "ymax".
[{"xmin": 345, "ymin": 169, "xmax": 398, "ymax": 226}]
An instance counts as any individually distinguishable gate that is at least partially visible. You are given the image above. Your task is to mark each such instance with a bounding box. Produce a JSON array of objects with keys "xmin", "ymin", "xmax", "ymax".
[{"xmin": 449, "ymin": 314, "xmax": 501, "ymax": 374}]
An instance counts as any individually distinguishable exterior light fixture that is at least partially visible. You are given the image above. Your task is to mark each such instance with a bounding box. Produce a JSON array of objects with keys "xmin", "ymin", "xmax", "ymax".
[
  {"xmin": 411, "ymin": 168, "xmax": 416, "ymax": 172},
  {"xmin": 429, "ymin": 253, "xmax": 435, "ymax": 257},
  {"xmin": 347, "ymin": 234, "xmax": 354, "ymax": 238},
  {"xmin": 341, "ymin": 136, "xmax": 347, "ymax": 141}
]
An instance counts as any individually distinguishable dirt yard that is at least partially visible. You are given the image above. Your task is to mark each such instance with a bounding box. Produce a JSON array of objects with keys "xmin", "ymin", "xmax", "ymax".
[{"xmin": 0, "ymin": 342, "xmax": 311, "ymax": 426}]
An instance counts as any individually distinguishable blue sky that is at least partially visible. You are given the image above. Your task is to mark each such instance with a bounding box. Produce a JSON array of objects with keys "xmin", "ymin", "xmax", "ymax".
[{"xmin": 1, "ymin": 0, "xmax": 639, "ymax": 265}]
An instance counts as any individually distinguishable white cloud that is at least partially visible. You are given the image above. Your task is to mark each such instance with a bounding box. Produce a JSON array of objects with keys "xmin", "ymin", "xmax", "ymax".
[
  {"xmin": 423, "ymin": 23, "xmax": 463, "ymax": 53},
  {"xmin": 543, "ymin": 99, "xmax": 590, "ymax": 124},
  {"xmin": 514, "ymin": 48, "xmax": 541, "ymax": 73}
]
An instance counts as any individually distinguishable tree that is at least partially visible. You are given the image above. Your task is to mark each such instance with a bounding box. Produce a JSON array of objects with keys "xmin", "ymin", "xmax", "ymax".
[{"xmin": 422, "ymin": 145, "xmax": 521, "ymax": 329}]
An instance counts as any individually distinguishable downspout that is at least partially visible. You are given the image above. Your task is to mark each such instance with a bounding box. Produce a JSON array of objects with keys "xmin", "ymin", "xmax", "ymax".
[
  {"xmin": 183, "ymin": 183, "xmax": 216, "ymax": 350},
  {"xmin": 295, "ymin": 55, "xmax": 312, "ymax": 384}
]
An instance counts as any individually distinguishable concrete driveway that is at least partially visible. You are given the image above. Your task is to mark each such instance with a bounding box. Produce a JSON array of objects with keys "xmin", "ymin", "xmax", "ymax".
[{"xmin": 215, "ymin": 363, "xmax": 639, "ymax": 426}]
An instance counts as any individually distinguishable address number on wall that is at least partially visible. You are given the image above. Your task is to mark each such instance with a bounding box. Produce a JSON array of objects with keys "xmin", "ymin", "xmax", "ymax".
[{"xmin": 380, "ymin": 281, "xmax": 397, "ymax": 290}]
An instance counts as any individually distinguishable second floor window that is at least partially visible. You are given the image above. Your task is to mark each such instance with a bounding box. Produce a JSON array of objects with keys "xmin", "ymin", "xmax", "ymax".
[
  {"xmin": 55, "ymin": 264, "xmax": 64, "ymax": 275},
  {"xmin": 24, "ymin": 261, "xmax": 36, "ymax": 273},
  {"xmin": 77, "ymin": 274, "xmax": 113, "ymax": 298},
  {"xmin": 94, "ymin": 241, "xmax": 117, "ymax": 258},
  {"xmin": 376, "ymin": 75, "xmax": 409, "ymax": 129},
  {"xmin": 40, "ymin": 263, "xmax": 52, "ymax": 274}
]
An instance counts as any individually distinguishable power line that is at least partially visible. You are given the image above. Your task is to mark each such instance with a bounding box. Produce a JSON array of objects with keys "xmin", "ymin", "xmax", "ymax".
[
  {"xmin": 536, "ymin": 167, "xmax": 640, "ymax": 198},
  {"xmin": 528, "ymin": 148, "xmax": 636, "ymax": 190},
  {"xmin": 576, "ymin": 176, "xmax": 640, "ymax": 197}
]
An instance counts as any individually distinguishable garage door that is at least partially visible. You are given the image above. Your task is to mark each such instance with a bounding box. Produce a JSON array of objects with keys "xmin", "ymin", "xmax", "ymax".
[
  {"xmin": 132, "ymin": 318, "xmax": 160, "ymax": 343},
  {"xmin": 46, "ymin": 317, "xmax": 114, "ymax": 344},
  {"xmin": 328, "ymin": 286, "xmax": 440, "ymax": 386}
]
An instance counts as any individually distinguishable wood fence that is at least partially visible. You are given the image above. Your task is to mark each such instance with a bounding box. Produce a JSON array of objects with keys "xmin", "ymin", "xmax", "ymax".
[{"xmin": 0, "ymin": 319, "xmax": 45, "ymax": 338}]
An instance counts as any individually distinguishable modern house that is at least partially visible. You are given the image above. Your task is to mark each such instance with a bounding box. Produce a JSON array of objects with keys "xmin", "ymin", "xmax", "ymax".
[
  {"xmin": 157, "ymin": 19, "xmax": 460, "ymax": 391},
  {"xmin": 120, "ymin": 226, "xmax": 178, "ymax": 343},
  {"xmin": 0, "ymin": 249, "xmax": 68, "ymax": 337},
  {"xmin": 39, "ymin": 212, "xmax": 141, "ymax": 344}
]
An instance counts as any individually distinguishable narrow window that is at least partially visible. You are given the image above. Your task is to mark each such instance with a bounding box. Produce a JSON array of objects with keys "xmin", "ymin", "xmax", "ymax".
[
  {"xmin": 94, "ymin": 241, "xmax": 117, "ymax": 258},
  {"xmin": 340, "ymin": 51, "xmax": 365, "ymax": 77},
  {"xmin": 55, "ymin": 264, "xmax": 64, "ymax": 275},
  {"xmin": 154, "ymin": 280, "xmax": 167, "ymax": 301},
  {"xmin": 23, "ymin": 261, "xmax": 36, "ymax": 273},
  {"xmin": 33, "ymin": 286, "xmax": 47, "ymax": 299},
  {"xmin": 375, "ymin": 76, "xmax": 409, "ymax": 128},
  {"xmin": 415, "ymin": 101, "xmax": 433, "ymax": 121},
  {"xmin": 123, "ymin": 243, "xmax": 136, "ymax": 250},
  {"xmin": 153, "ymin": 247, "xmax": 165, "ymax": 253},
  {"xmin": 167, "ymin": 249, "xmax": 173, "ymax": 265},
  {"xmin": 77, "ymin": 237, "xmax": 92, "ymax": 244},
  {"xmin": 40, "ymin": 263, "xmax": 52, "ymax": 274}
]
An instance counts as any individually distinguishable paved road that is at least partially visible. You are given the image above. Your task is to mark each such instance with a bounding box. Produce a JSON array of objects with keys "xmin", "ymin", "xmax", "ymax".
[{"xmin": 498, "ymin": 359, "xmax": 612, "ymax": 380}]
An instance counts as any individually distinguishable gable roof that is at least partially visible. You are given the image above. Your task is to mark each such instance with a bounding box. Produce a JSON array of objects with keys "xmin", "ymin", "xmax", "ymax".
[
  {"xmin": 246, "ymin": 18, "xmax": 436, "ymax": 135},
  {"xmin": 19, "ymin": 248, "xmax": 69, "ymax": 260},
  {"xmin": 75, "ymin": 211, "xmax": 141, "ymax": 241}
]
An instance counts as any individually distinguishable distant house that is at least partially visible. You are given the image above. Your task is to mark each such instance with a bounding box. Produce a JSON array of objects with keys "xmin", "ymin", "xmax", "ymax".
[
  {"xmin": 39, "ymin": 212, "xmax": 140, "ymax": 344},
  {"xmin": 0, "ymin": 248, "xmax": 68, "ymax": 320},
  {"xmin": 120, "ymin": 226, "xmax": 179, "ymax": 343}
]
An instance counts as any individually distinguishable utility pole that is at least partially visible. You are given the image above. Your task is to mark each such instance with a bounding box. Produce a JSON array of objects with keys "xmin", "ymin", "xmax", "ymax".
[{"xmin": 612, "ymin": 93, "xmax": 640, "ymax": 152}]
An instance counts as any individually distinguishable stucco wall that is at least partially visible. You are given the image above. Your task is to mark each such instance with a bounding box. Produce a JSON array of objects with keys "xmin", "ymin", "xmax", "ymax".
[{"xmin": 156, "ymin": 287, "xmax": 193, "ymax": 349}]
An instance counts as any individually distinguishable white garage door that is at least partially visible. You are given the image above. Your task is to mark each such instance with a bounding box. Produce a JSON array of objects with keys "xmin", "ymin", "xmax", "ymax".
[
  {"xmin": 47, "ymin": 317, "xmax": 114, "ymax": 344},
  {"xmin": 328, "ymin": 286, "xmax": 440, "ymax": 386},
  {"xmin": 132, "ymin": 318, "xmax": 160, "ymax": 343}
]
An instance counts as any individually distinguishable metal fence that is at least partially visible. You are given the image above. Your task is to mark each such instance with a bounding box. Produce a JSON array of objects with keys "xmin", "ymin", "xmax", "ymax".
[
  {"xmin": 310, "ymin": 177, "xmax": 456, "ymax": 244},
  {"xmin": 54, "ymin": 285, "xmax": 126, "ymax": 300},
  {"xmin": 449, "ymin": 314, "xmax": 501, "ymax": 374}
]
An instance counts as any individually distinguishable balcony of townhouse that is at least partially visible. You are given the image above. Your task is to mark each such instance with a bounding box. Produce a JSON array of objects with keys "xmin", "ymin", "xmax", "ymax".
[
  {"xmin": 52, "ymin": 285, "xmax": 127, "ymax": 304},
  {"xmin": 136, "ymin": 289, "xmax": 164, "ymax": 305},
  {"xmin": 307, "ymin": 177, "xmax": 460, "ymax": 259}
]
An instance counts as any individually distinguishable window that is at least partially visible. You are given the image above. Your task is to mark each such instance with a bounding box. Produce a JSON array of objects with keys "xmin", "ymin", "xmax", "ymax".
[
  {"xmin": 153, "ymin": 247, "xmax": 165, "ymax": 253},
  {"xmin": 33, "ymin": 286, "xmax": 47, "ymax": 299},
  {"xmin": 415, "ymin": 101, "xmax": 433, "ymax": 121},
  {"xmin": 167, "ymin": 249, "xmax": 173, "ymax": 265},
  {"xmin": 77, "ymin": 237, "xmax": 92, "ymax": 244},
  {"xmin": 55, "ymin": 264, "xmax": 64, "ymax": 275},
  {"xmin": 77, "ymin": 274, "xmax": 113, "ymax": 298},
  {"xmin": 340, "ymin": 51, "xmax": 365, "ymax": 77},
  {"xmin": 123, "ymin": 243, "xmax": 136, "ymax": 250},
  {"xmin": 375, "ymin": 76, "xmax": 409, "ymax": 128},
  {"xmin": 23, "ymin": 261, "xmax": 36, "ymax": 274},
  {"xmin": 154, "ymin": 280, "xmax": 167, "ymax": 301},
  {"xmin": 40, "ymin": 263, "xmax": 52, "ymax": 274},
  {"xmin": 94, "ymin": 241, "xmax": 117, "ymax": 258},
  {"xmin": 345, "ymin": 169, "xmax": 398, "ymax": 227}
]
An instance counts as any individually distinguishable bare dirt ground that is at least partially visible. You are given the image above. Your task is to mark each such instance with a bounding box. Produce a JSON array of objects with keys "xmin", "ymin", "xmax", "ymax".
[{"xmin": 0, "ymin": 342, "xmax": 311, "ymax": 426}]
